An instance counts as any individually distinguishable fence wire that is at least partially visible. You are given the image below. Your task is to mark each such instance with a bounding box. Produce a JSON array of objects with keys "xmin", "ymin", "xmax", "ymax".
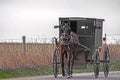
[
  {"xmin": 107, "ymin": 34, "xmax": 120, "ymax": 44},
  {"xmin": 0, "ymin": 35, "xmax": 120, "ymax": 69},
  {"xmin": 0, "ymin": 37, "xmax": 54, "ymax": 69}
]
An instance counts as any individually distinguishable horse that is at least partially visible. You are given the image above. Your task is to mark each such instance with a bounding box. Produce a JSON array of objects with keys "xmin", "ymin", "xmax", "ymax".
[{"xmin": 54, "ymin": 23, "xmax": 78, "ymax": 78}]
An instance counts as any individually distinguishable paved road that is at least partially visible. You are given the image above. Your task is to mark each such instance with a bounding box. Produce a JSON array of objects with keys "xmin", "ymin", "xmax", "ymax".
[{"xmin": 6, "ymin": 71, "xmax": 120, "ymax": 80}]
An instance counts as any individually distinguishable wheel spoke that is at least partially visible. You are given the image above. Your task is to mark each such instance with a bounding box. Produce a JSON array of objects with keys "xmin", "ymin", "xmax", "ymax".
[
  {"xmin": 53, "ymin": 49, "xmax": 58, "ymax": 78},
  {"xmin": 93, "ymin": 49, "xmax": 99, "ymax": 78},
  {"xmin": 103, "ymin": 46, "xmax": 110, "ymax": 77}
]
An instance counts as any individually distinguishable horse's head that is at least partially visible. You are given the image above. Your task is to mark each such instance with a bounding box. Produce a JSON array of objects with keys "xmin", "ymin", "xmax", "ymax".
[
  {"xmin": 62, "ymin": 23, "xmax": 71, "ymax": 35},
  {"xmin": 60, "ymin": 23, "xmax": 71, "ymax": 45}
]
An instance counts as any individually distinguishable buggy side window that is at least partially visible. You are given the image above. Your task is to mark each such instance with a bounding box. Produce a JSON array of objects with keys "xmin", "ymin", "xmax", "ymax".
[
  {"xmin": 81, "ymin": 26, "xmax": 89, "ymax": 29},
  {"xmin": 78, "ymin": 25, "xmax": 93, "ymax": 35}
]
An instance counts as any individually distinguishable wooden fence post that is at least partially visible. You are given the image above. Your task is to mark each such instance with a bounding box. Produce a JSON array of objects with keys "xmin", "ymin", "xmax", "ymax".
[{"xmin": 22, "ymin": 36, "xmax": 26, "ymax": 55}]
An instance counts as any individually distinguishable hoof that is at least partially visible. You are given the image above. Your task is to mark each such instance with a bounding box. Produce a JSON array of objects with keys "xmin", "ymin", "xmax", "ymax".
[
  {"xmin": 62, "ymin": 74, "xmax": 65, "ymax": 77},
  {"xmin": 67, "ymin": 75, "xmax": 71, "ymax": 79},
  {"xmin": 62, "ymin": 72, "xmax": 65, "ymax": 77},
  {"xmin": 70, "ymin": 75, "xmax": 73, "ymax": 77}
]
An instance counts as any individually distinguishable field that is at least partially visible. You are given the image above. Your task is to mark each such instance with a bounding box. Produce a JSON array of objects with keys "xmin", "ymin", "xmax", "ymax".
[
  {"xmin": 108, "ymin": 44, "xmax": 120, "ymax": 61},
  {"xmin": 0, "ymin": 43, "xmax": 54, "ymax": 69},
  {"xmin": 99, "ymin": 44, "xmax": 120, "ymax": 61},
  {"xmin": 0, "ymin": 43, "xmax": 120, "ymax": 69},
  {"xmin": 0, "ymin": 42, "xmax": 120, "ymax": 79}
]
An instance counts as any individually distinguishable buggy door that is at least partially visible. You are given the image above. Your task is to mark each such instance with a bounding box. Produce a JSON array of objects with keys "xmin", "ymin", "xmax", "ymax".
[
  {"xmin": 77, "ymin": 20, "xmax": 95, "ymax": 51},
  {"xmin": 74, "ymin": 20, "xmax": 95, "ymax": 68}
]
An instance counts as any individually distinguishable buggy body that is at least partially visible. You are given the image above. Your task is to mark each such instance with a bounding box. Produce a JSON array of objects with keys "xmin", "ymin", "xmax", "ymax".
[{"xmin": 53, "ymin": 17, "xmax": 110, "ymax": 78}]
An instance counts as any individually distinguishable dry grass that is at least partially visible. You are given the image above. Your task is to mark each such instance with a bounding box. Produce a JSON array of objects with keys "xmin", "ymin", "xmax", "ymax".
[
  {"xmin": 99, "ymin": 44, "xmax": 120, "ymax": 61},
  {"xmin": 108, "ymin": 44, "xmax": 120, "ymax": 61},
  {"xmin": 0, "ymin": 43, "xmax": 54, "ymax": 69},
  {"xmin": 0, "ymin": 42, "xmax": 120, "ymax": 70}
]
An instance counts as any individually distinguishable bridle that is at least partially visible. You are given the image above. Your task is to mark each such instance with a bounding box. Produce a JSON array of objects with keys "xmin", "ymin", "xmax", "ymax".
[{"xmin": 60, "ymin": 32, "xmax": 71, "ymax": 45}]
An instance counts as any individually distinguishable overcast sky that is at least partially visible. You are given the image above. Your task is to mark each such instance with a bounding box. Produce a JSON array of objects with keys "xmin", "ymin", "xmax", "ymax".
[{"xmin": 0, "ymin": 0, "xmax": 120, "ymax": 39}]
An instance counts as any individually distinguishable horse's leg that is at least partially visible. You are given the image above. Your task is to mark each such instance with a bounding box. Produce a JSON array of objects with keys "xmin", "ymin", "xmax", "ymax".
[
  {"xmin": 70, "ymin": 52, "xmax": 74, "ymax": 77},
  {"xmin": 61, "ymin": 52, "xmax": 65, "ymax": 77},
  {"xmin": 66, "ymin": 51, "xmax": 71, "ymax": 78}
]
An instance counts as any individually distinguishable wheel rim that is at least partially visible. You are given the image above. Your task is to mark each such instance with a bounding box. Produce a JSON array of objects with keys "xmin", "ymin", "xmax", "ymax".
[
  {"xmin": 93, "ymin": 50, "xmax": 100, "ymax": 78},
  {"xmin": 103, "ymin": 62, "xmax": 109, "ymax": 77},
  {"xmin": 53, "ymin": 57, "xmax": 57, "ymax": 77},
  {"xmin": 53, "ymin": 49, "xmax": 58, "ymax": 78},
  {"xmin": 103, "ymin": 46, "xmax": 110, "ymax": 77},
  {"xmin": 94, "ymin": 63, "xmax": 99, "ymax": 78}
]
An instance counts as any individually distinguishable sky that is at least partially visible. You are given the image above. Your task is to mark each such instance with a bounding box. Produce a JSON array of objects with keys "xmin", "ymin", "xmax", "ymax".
[{"xmin": 0, "ymin": 0, "xmax": 120, "ymax": 39}]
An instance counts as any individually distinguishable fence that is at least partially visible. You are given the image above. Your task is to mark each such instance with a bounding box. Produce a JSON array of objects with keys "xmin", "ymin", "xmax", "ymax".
[
  {"xmin": 107, "ymin": 34, "xmax": 120, "ymax": 44},
  {"xmin": 0, "ymin": 35, "xmax": 120, "ymax": 69},
  {"xmin": 0, "ymin": 36, "xmax": 54, "ymax": 69},
  {"xmin": 101, "ymin": 34, "xmax": 120, "ymax": 61}
]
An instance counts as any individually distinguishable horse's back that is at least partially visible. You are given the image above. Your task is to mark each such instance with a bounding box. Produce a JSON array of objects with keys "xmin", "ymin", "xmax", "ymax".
[{"xmin": 71, "ymin": 32, "xmax": 79, "ymax": 44}]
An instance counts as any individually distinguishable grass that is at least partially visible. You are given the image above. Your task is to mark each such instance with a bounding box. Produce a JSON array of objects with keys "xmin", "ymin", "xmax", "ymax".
[
  {"xmin": 109, "ymin": 61, "xmax": 120, "ymax": 71},
  {"xmin": 0, "ymin": 66, "xmax": 53, "ymax": 79},
  {"xmin": 0, "ymin": 43, "xmax": 119, "ymax": 79},
  {"xmin": 0, "ymin": 61, "xmax": 120, "ymax": 79},
  {"xmin": 0, "ymin": 43, "xmax": 120, "ymax": 69},
  {"xmin": 74, "ymin": 61, "xmax": 120, "ymax": 73},
  {"xmin": 0, "ymin": 43, "xmax": 54, "ymax": 69}
]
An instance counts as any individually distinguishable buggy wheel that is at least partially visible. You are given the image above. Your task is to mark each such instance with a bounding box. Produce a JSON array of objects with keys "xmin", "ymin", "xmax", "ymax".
[
  {"xmin": 93, "ymin": 49, "xmax": 100, "ymax": 78},
  {"xmin": 103, "ymin": 46, "xmax": 110, "ymax": 77},
  {"xmin": 94, "ymin": 63, "xmax": 99, "ymax": 78},
  {"xmin": 53, "ymin": 49, "xmax": 58, "ymax": 78},
  {"xmin": 103, "ymin": 62, "xmax": 109, "ymax": 77}
]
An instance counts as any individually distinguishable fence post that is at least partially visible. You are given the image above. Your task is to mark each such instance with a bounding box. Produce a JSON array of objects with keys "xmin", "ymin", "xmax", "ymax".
[{"xmin": 22, "ymin": 36, "xmax": 26, "ymax": 55}]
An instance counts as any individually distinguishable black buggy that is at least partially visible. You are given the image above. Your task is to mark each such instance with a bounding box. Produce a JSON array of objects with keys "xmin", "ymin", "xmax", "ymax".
[{"xmin": 53, "ymin": 17, "xmax": 110, "ymax": 78}]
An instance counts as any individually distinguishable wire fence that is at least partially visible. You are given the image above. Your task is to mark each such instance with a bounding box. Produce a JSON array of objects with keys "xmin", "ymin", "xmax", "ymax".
[
  {"xmin": 0, "ymin": 36, "xmax": 54, "ymax": 69},
  {"xmin": 107, "ymin": 34, "xmax": 120, "ymax": 44},
  {"xmin": 0, "ymin": 38, "xmax": 53, "ymax": 43},
  {"xmin": 0, "ymin": 35, "xmax": 120, "ymax": 69},
  {"xmin": 0, "ymin": 35, "xmax": 120, "ymax": 44}
]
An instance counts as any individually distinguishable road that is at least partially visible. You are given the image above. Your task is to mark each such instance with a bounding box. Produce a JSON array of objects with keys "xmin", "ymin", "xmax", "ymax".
[{"xmin": 6, "ymin": 71, "xmax": 120, "ymax": 80}]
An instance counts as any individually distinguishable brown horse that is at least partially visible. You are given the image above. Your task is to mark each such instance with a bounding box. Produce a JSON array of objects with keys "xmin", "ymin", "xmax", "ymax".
[{"xmin": 54, "ymin": 23, "xmax": 78, "ymax": 78}]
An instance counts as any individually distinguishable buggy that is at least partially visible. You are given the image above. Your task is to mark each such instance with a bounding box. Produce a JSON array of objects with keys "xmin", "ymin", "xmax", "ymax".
[{"xmin": 53, "ymin": 17, "xmax": 110, "ymax": 78}]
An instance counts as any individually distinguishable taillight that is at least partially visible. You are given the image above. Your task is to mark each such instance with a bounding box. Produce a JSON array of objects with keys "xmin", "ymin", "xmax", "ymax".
[{"xmin": 102, "ymin": 37, "xmax": 106, "ymax": 41}]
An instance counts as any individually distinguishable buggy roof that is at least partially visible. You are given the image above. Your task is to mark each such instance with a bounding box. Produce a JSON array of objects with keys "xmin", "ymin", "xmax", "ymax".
[{"xmin": 59, "ymin": 17, "xmax": 104, "ymax": 21}]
